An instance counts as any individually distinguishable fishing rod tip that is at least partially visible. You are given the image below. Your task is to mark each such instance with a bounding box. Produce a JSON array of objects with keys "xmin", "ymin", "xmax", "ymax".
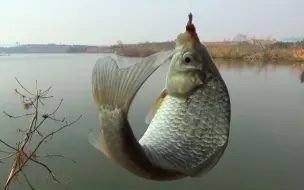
[{"xmin": 188, "ymin": 13, "xmax": 193, "ymax": 23}]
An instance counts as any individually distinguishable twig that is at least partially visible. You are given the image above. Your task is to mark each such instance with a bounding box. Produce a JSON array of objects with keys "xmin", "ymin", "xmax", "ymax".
[
  {"xmin": 14, "ymin": 77, "xmax": 35, "ymax": 96},
  {"xmin": 1, "ymin": 78, "xmax": 81, "ymax": 190},
  {"xmin": 0, "ymin": 139, "xmax": 18, "ymax": 151},
  {"xmin": 39, "ymin": 154, "xmax": 76, "ymax": 163},
  {"xmin": 0, "ymin": 150, "xmax": 14, "ymax": 154},
  {"xmin": 4, "ymin": 115, "xmax": 82, "ymax": 188},
  {"xmin": 3, "ymin": 111, "xmax": 35, "ymax": 119},
  {"xmin": 48, "ymin": 99, "xmax": 63, "ymax": 116},
  {"xmin": 21, "ymin": 171, "xmax": 35, "ymax": 190},
  {"xmin": 0, "ymin": 153, "xmax": 17, "ymax": 161}
]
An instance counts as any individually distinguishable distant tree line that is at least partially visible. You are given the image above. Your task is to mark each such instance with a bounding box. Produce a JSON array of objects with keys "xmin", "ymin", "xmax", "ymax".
[
  {"xmin": 0, "ymin": 44, "xmax": 99, "ymax": 53},
  {"xmin": 274, "ymin": 41, "xmax": 304, "ymax": 49}
]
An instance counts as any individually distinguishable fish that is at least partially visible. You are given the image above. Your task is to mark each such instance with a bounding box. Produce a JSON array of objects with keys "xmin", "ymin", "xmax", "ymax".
[{"xmin": 89, "ymin": 13, "xmax": 231, "ymax": 181}]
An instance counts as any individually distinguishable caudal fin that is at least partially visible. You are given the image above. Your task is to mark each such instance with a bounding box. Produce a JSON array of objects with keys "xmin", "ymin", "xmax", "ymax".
[
  {"xmin": 89, "ymin": 51, "xmax": 175, "ymax": 151},
  {"xmin": 92, "ymin": 50, "xmax": 176, "ymax": 112}
]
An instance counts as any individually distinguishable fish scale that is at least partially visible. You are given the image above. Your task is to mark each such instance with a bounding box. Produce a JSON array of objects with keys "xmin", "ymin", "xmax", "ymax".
[
  {"xmin": 89, "ymin": 13, "xmax": 231, "ymax": 180},
  {"xmin": 139, "ymin": 76, "xmax": 230, "ymax": 174}
]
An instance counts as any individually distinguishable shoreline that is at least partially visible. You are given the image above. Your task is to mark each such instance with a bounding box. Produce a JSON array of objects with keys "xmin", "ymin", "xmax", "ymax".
[
  {"xmin": 1, "ymin": 41, "xmax": 304, "ymax": 63},
  {"xmin": 108, "ymin": 41, "xmax": 304, "ymax": 63}
]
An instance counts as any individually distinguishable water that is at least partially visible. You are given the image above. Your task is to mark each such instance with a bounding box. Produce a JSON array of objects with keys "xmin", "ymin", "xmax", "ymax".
[{"xmin": 0, "ymin": 54, "xmax": 304, "ymax": 190}]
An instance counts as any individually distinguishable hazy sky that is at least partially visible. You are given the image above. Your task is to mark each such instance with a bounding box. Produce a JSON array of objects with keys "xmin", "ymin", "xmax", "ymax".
[{"xmin": 0, "ymin": 0, "xmax": 303, "ymax": 45}]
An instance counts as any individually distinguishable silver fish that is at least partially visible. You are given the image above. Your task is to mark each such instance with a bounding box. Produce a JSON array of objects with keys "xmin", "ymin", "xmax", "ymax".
[{"xmin": 89, "ymin": 13, "xmax": 231, "ymax": 181}]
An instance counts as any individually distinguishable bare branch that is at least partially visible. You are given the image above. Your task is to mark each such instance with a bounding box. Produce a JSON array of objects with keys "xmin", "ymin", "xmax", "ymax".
[
  {"xmin": 4, "ymin": 115, "xmax": 82, "ymax": 188},
  {"xmin": 2, "ymin": 111, "xmax": 35, "ymax": 119},
  {"xmin": 48, "ymin": 99, "xmax": 63, "ymax": 116},
  {"xmin": 0, "ymin": 150, "xmax": 14, "ymax": 154},
  {"xmin": 39, "ymin": 154, "xmax": 76, "ymax": 163},
  {"xmin": 0, "ymin": 153, "xmax": 17, "ymax": 161},
  {"xmin": 47, "ymin": 117, "xmax": 66, "ymax": 122},
  {"xmin": 32, "ymin": 116, "xmax": 82, "ymax": 156},
  {"xmin": 26, "ymin": 156, "xmax": 60, "ymax": 183},
  {"xmin": 14, "ymin": 77, "xmax": 35, "ymax": 96},
  {"xmin": 1, "ymin": 79, "xmax": 81, "ymax": 190},
  {"xmin": 0, "ymin": 139, "xmax": 18, "ymax": 151},
  {"xmin": 21, "ymin": 171, "xmax": 36, "ymax": 190},
  {"xmin": 40, "ymin": 86, "xmax": 52, "ymax": 97}
]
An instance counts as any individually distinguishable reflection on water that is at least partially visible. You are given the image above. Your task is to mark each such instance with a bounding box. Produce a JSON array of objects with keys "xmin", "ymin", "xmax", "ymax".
[
  {"xmin": 0, "ymin": 54, "xmax": 304, "ymax": 190},
  {"xmin": 216, "ymin": 59, "xmax": 304, "ymax": 83},
  {"xmin": 216, "ymin": 58, "xmax": 287, "ymax": 71}
]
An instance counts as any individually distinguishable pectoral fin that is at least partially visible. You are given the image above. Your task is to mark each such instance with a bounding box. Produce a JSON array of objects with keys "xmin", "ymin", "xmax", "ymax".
[{"xmin": 145, "ymin": 88, "xmax": 167, "ymax": 124}]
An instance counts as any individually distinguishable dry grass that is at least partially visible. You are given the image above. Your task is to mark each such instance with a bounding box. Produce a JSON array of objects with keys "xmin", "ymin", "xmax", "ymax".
[
  {"xmin": 115, "ymin": 43, "xmax": 173, "ymax": 57},
  {"xmin": 116, "ymin": 46, "xmax": 160, "ymax": 57},
  {"xmin": 209, "ymin": 45, "xmax": 304, "ymax": 62},
  {"xmin": 114, "ymin": 41, "xmax": 304, "ymax": 62}
]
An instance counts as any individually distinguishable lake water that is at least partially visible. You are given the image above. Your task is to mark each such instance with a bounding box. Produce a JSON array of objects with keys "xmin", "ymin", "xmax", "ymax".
[{"xmin": 0, "ymin": 54, "xmax": 304, "ymax": 190}]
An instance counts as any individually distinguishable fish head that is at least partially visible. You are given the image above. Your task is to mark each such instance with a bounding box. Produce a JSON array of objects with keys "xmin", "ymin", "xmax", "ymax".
[
  {"xmin": 170, "ymin": 32, "xmax": 204, "ymax": 72},
  {"xmin": 166, "ymin": 14, "xmax": 216, "ymax": 98}
]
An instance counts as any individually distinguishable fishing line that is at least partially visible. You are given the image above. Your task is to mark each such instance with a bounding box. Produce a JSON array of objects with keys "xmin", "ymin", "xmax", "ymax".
[{"xmin": 187, "ymin": 0, "xmax": 193, "ymax": 15}]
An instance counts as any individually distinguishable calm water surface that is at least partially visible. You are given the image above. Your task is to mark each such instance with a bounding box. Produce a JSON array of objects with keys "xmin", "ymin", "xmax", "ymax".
[{"xmin": 0, "ymin": 54, "xmax": 304, "ymax": 190}]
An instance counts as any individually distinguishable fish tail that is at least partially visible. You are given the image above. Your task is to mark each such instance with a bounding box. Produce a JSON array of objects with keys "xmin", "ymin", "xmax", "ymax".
[
  {"xmin": 92, "ymin": 57, "xmax": 145, "ymax": 112},
  {"xmin": 89, "ymin": 52, "xmax": 175, "ymax": 154},
  {"xmin": 92, "ymin": 52, "xmax": 174, "ymax": 112}
]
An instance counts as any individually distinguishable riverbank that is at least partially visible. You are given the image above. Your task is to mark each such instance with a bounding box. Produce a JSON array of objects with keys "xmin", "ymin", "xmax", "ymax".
[{"xmin": 113, "ymin": 41, "xmax": 304, "ymax": 62}]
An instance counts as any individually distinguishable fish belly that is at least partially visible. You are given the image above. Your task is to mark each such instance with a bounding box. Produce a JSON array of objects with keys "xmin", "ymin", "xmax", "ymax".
[{"xmin": 139, "ymin": 78, "xmax": 230, "ymax": 176}]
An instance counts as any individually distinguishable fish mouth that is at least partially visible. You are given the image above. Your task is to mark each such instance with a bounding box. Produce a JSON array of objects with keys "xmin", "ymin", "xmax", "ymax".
[{"xmin": 175, "ymin": 64, "xmax": 202, "ymax": 73}]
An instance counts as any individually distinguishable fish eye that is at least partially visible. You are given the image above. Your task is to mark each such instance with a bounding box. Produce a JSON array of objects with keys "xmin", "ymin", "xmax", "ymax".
[
  {"xmin": 183, "ymin": 53, "xmax": 193, "ymax": 63},
  {"xmin": 185, "ymin": 57, "xmax": 191, "ymax": 63}
]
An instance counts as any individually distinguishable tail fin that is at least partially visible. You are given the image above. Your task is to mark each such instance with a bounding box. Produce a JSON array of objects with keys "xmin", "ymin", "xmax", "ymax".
[
  {"xmin": 92, "ymin": 50, "xmax": 176, "ymax": 112},
  {"xmin": 89, "ymin": 50, "xmax": 175, "ymax": 151}
]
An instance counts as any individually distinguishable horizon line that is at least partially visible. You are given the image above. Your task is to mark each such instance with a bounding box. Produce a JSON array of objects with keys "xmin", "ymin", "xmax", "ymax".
[{"xmin": 1, "ymin": 36, "xmax": 304, "ymax": 48}]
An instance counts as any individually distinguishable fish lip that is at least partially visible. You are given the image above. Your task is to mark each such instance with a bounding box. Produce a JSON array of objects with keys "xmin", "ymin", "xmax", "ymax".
[{"xmin": 174, "ymin": 64, "xmax": 202, "ymax": 72}]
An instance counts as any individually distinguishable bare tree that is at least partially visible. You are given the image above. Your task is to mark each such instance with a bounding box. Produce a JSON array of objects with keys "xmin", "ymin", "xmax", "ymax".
[
  {"xmin": 233, "ymin": 34, "xmax": 249, "ymax": 42},
  {"xmin": 116, "ymin": 40, "xmax": 123, "ymax": 47},
  {"xmin": 0, "ymin": 78, "xmax": 82, "ymax": 190}
]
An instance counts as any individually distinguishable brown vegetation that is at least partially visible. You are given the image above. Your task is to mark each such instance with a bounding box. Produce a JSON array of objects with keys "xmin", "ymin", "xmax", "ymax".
[
  {"xmin": 209, "ymin": 44, "xmax": 304, "ymax": 62},
  {"xmin": 102, "ymin": 34, "xmax": 304, "ymax": 63},
  {"xmin": 117, "ymin": 42, "xmax": 304, "ymax": 62},
  {"xmin": 113, "ymin": 40, "xmax": 175, "ymax": 57}
]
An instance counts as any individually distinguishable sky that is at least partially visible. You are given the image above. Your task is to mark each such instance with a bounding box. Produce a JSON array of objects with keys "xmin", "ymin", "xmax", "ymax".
[{"xmin": 0, "ymin": 0, "xmax": 303, "ymax": 45}]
